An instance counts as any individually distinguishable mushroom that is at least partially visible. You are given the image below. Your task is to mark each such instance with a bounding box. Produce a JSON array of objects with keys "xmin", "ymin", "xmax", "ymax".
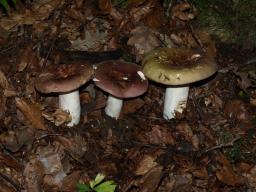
[
  {"xmin": 35, "ymin": 62, "xmax": 94, "ymax": 126},
  {"xmin": 142, "ymin": 47, "xmax": 217, "ymax": 119},
  {"xmin": 93, "ymin": 60, "xmax": 148, "ymax": 119}
]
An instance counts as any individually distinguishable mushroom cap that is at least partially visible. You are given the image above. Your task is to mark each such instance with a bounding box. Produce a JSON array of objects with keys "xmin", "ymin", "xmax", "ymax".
[
  {"xmin": 94, "ymin": 60, "xmax": 148, "ymax": 98},
  {"xmin": 35, "ymin": 62, "xmax": 94, "ymax": 93},
  {"xmin": 142, "ymin": 47, "xmax": 218, "ymax": 85}
]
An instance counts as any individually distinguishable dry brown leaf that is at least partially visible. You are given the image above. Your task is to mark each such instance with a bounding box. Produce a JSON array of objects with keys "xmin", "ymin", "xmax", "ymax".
[
  {"xmin": 134, "ymin": 154, "xmax": 158, "ymax": 176},
  {"xmin": 0, "ymin": 70, "xmax": 16, "ymax": 97},
  {"xmin": 0, "ymin": 11, "xmax": 37, "ymax": 30},
  {"xmin": 23, "ymin": 157, "xmax": 45, "ymax": 192},
  {"xmin": 136, "ymin": 165, "xmax": 163, "ymax": 192},
  {"xmin": 129, "ymin": 0, "xmax": 155, "ymax": 24},
  {"xmin": 65, "ymin": 8, "xmax": 86, "ymax": 23},
  {"xmin": 0, "ymin": 150, "xmax": 23, "ymax": 171},
  {"xmin": 121, "ymin": 98, "xmax": 145, "ymax": 115},
  {"xmin": 250, "ymin": 91, "xmax": 256, "ymax": 106},
  {"xmin": 15, "ymin": 97, "xmax": 47, "ymax": 130},
  {"xmin": 234, "ymin": 71, "xmax": 252, "ymax": 91},
  {"xmin": 137, "ymin": 124, "xmax": 175, "ymax": 145},
  {"xmin": 75, "ymin": 0, "xmax": 84, "ymax": 8},
  {"xmin": 0, "ymin": 182, "xmax": 16, "ymax": 192},
  {"xmin": 0, "ymin": 0, "xmax": 63, "ymax": 30},
  {"xmin": 99, "ymin": 0, "xmax": 112, "ymax": 13},
  {"xmin": 31, "ymin": 0, "xmax": 64, "ymax": 19},
  {"xmin": 192, "ymin": 167, "xmax": 208, "ymax": 180},
  {"xmin": 143, "ymin": 5, "xmax": 164, "ymax": 29},
  {"xmin": 215, "ymin": 154, "xmax": 244, "ymax": 186},
  {"xmin": 99, "ymin": 0, "xmax": 124, "ymax": 26},
  {"xmin": 70, "ymin": 18, "xmax": 111, "ymax": 51},
  {"xmin": 0, "ymin": 128, "xmax": 36, "ymax": 152},
  {"xmin": 56, "ymin": 135, "xmax": 88, "ymax": 159},
  {"xmin": 243, "ymin": 165, "xmax": 256, "ymax": 189},
  {"xmin": 171, "ymin": 2, "xmax": 196, "ymax": 21},
  {"xmin": 0, "ymin": 92, "xmax": 6, "ymax": 119},
  {"xmin": 176, "ymin": 122, "xmax": 193, "ymax": 139},
  {"xmin": 0, "ymin": 25, "xmax": 9, "ymax": 46},
  {"xmin": 61, "ymin": 171, "xmax": 82, "ymax": 191},
  {"xmin": 128, "ymin": 26, "xmax": 161, "ymax": 61},
  {"xmin": 224, "ymin": 100, "xmax": 250, "ymax": 122},
  {"xmin": 16, "ymin": 45, "xmax": 39, "ymax": 72},
  {"xmin": 42, "ymin": 109, "xmax": 71, "ymax": 126}
]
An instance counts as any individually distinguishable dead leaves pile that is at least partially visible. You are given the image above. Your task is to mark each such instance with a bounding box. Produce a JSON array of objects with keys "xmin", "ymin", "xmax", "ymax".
[{"xmin": 0, "ymin": 0, "xmax": 256, "ymax": 191}]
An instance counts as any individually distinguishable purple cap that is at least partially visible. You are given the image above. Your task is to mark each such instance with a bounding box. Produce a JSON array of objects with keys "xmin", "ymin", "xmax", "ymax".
[
  {"xmin": 94, "ymin": 60, "xmax": 148, "ymax": 98},
  {"xmin": 35, "ymin": 62, "xmax": 94, "ymax": 93}
]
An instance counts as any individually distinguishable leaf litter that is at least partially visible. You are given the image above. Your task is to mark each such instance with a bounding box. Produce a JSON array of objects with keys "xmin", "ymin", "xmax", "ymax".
[{"xmin": 0, "ymin": 0, "xmax": 256, "ymax": 191}]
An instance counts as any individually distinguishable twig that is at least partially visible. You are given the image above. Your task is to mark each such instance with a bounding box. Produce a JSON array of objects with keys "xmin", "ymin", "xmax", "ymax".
[
  {"xmin": 0, "ymin": 172, "xmax": 22, "ymax": 192},
  {"xmin": 36, "ymin": 133, "xmax": 62, "ymax": 140},
  {"xmin": 203, "ymin": 137, "xmax": 241, "ymax": 154},
  {"xmin": 187, "ymin": 22, "xmax": 206, "ymax": 52}
]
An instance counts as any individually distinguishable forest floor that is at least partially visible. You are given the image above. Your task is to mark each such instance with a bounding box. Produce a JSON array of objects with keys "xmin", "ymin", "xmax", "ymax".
[{"xmin": 0, "ymin": 0, "xmax": 256, "ymax": 191}]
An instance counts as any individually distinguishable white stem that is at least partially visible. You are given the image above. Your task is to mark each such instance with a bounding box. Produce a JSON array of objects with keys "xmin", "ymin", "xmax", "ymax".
[
  {"xmin": 105, "ymin": 95, "xmax": 123, "ymax": 119},
  {"xmin": 163, "ymin": 86, "xmax": 189, "ymax": 120},
  {"xmin": 59, "ymin": 90, "xmax": 80, "ymax": 126}
]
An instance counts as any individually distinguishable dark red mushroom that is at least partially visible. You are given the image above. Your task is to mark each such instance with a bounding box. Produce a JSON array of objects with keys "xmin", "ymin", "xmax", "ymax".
[
  {"xmin": 93, "ymin": 60, "xmax": 148, "ymax": 118},
  {"xmin": 35, "ymin": 62, "xmax": 94, "ymax": 126}
]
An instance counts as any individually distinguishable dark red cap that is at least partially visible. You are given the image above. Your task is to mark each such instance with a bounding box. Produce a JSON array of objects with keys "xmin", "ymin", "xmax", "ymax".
[
  {"xmin": 35, "ymin": 62, "xmax": 94, "ymax": 93},
  {"xmin": 94, "ymin": 60, "xmax": 148, "ymax": 98}
]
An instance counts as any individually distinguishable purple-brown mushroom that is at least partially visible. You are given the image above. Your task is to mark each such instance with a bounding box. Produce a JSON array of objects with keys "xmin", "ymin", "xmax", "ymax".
[
  {"xmin": 35, "ymin": 62, "xmax": 94, "ymax": 126},
  {"xmin": 93, "ymin": 60, "xmax": 148, "ymax": 119}
]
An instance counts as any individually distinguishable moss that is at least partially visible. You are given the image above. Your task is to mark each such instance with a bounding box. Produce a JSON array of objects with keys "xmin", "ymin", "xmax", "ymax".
[
  {"xmin": 220, "ymin": 130, "xmax": 256, "ymax": 163},
  {"xmin": 191, "ymin": 0, "xmax": 256, "ymax": 47}
]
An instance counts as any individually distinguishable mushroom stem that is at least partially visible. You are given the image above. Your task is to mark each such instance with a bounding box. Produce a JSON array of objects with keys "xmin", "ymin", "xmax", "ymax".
[
  {"xmin": 59, "ymin": 91, "xmax": 81, "ymax": 126},
  {"xmin": 105, "ymin": 95, "xmax": 123, "ymax": 119},
  {"xmin": 163, "ymin": 86, "xmax": 189, "ymax": 119}
]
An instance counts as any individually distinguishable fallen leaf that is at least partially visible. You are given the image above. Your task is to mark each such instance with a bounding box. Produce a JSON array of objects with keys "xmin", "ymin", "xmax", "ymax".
[
  {"xmin": 215, "ymin": 154, "xmax": 244, "ymax": 186},
  {"xmin": 61, "ymin": 171, "xmax": 82, "ymax": 191},
  {"xmin": 129, "ymin": 0, "xmax": 155, "ymax": 24},
  {"xmin": 128, "ymin": 26, "xmax": 161, "ymax": 61},
  {"xmin": 0, "ymin": 150, "xmax": 23, "ymax": 171},
  {"xmin": 70, "ymin": 18, "xmax": 111, "ymax": 51},
  {"xmin": 0, "ymin": 181, "xmax": 16, "ymax": 192},
  {"xmin": 15, "ymin": 97, "xmax": 47, "ymax": 130},
  {"xmin": 42, "ymin": 108, "xmax": 71, "ymax": 126},
  {"xmin": 16, "ymin": 45, "xmax": 39, "ymax": 72},
  {"xmin": 224, "ymin": 100, "xmax": 250, "ymax": 122},
  {"xmin": 134, "ymin": 154, "xmax": 158, "ymax": 176},
  {"xmin": 0, "ymin": 128, "xmax": 36, "ymax": 152},
  {"xmin": 143, "ymin": 4, "xmax": 164, "ymax": 28},
  {"xmin": 171, "ymin": 2, "xmax": 196, "ymax": 21},
  {"xmin": 121, "ymin": 98, "xmax": 145, "ymax": 115},
  {"xmin": 23, "ymin": 157, "xmax": 45, "ymax": 192},
  {"xmin": 56, "ymin": 135, "xmax": 88, "ymax": 159},
  {"xmin": 136, "ymin": 165, "xmax": 163, "ymax": 192},
  {"xmin": 137, "ymin": 124, "xmax": 175, "ymax": 145}
]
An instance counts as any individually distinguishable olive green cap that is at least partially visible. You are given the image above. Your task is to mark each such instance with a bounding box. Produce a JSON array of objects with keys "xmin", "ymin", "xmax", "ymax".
[{"xmin": 142, "ymin": 47, "xmax": 218, "ymax": 85}]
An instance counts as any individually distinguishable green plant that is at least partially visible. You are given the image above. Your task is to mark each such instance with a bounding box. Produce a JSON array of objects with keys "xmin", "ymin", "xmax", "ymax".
[
  {"xmin": 220, "ymin": 131, "xmax": 256, "ymax": 163},
  {"xmin": 0, "ymin": 0, "xmax": 16, "ymax": 11},
  {"xmin": 112, "ymin": 0, "xmax": 128, "ymax": 8},
  {"xmin": 77, "ymin": 173, "xmax": 117, "ymax": 192}
]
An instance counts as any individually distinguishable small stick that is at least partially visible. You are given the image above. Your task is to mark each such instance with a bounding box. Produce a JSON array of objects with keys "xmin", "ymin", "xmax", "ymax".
[
  {"xmin": 187, "ymin": 22, "xmax": 206, "ymax": 52},
  {"xmin": 203, "ymin": 137, "xmax": 241, "ymax": 153},
  {"xmin": 0, "ymin": 172, "xmax": 22, "ymax": 192}
]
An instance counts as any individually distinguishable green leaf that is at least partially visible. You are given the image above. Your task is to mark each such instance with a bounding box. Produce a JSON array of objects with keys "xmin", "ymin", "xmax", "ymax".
[
  {"xmin": 90, "ymin": 173, "xmax": 105, "ymax": 189},
  {"xmin": 94, "ymin": 181, "xmax": 117, "ymax": 192},
  {"xmin": 12, "ymin": 0, "xmax": 16, "ymax": 6},
  {"xmin": 76, "ymin": 183, "xmax": 91, "ymax": 192},
  {"xmin": 0, "ymin": 0, "xmax": 9, "ymax": 11}
]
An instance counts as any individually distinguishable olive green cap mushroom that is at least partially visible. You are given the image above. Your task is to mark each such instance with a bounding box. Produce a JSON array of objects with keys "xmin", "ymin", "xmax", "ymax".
[{"xmin": 142, "ymin": 47, "xmax": 218, "ymax": 85}]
